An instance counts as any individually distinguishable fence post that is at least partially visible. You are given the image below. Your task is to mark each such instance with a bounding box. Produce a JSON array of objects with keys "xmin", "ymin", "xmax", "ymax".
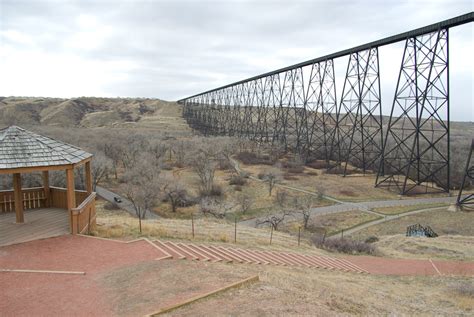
[
  {"xmin": 298, "ymin": 226, "xmax": 301, "ymax": 246},
  {"xmin": 88, "ymin": 208, "xmax": 91, "ymax": 235},
  {"xmin": 191, "ymin": 214, "xmax": 195, "ymax": 239},
  {"xmin": 341, "ymin": 229, "xmax": 344, "ymax": 239},
  {"xmin": 270, "ymin": 225, "xmax": 273, "ymax": 245},
  {"xmin": 234, "ymin": 216, "xmax": 237, "ymax": 243}
]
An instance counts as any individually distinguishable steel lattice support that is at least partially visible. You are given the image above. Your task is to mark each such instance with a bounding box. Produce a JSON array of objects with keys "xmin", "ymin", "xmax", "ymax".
[
  {"xmin": 456, "ymin": 139, "xmax": 474, "ymax": 209},
  {"xmin": 334, "ymin": 48, "xmax": 383, "ymax": 175},
  {"xmin": 304, "ymin": 60, "xmax": 338, "ymax": 166},
  {"xmin": 375, "ymin": 29, "xmax": 450, "ymax": 194},
  {"xmin": 180, "ymin": 14, "xmax": 473, "ymax": 196}
]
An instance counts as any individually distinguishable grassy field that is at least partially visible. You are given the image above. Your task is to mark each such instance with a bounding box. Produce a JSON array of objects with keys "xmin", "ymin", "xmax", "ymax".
[
  {"xmin": 372, "ymin": 234, "xmax": 474, "ymax": 262},
  {"xmin": 373, "ymin": 202, "xmax": 450, "ymax": 215},
  {"xmin": 351, "ymin": 208, "xmax": 474, "ymax": 240},
  {"xmin": 93, "ymin": 200, "xmax": 473, "ymax": 315},
  {"xmin": 93, "ymin": 200, "xmax": 326, "ymax": 254},
  {"xmin": 282, "ymin": 210, "xmax": 381, "ymax": 238},
  {"xmin": 349, "ymin": 208, "xmax": 474, "ymax": 261},
  {"xmin": 165, "ymin": 265, "xmax": 474, "ymax": 316}
]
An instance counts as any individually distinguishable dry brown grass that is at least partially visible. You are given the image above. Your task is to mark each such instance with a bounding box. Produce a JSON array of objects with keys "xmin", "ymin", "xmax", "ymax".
[
  {"xmin": 93, "ymin": 200, "xmax": 326, "ymax": 254},
  {"xmin": 351, "ymin": 208, "xmax": 474, "ymax": 240},
  {"xmin": 165, "ymin": 265, "xmax": 474, "ymax": 316},
  {"xmin": 373, "ymin": 202, "xmax": 450, "ymax": 215},
  {"xmin": 348, "ymin": 208, "xmax": 474, "ymax": 261},
  {"xmin": 281, "ymin": 210, "xmax": 381, "ymax": 242},
  {"xmin": 240, "ymin": 162, "xmax": 400, "ymax": 201},
  {"xmin": 373, "ymin": 234, "xmax": 474, "ymax": 261}
]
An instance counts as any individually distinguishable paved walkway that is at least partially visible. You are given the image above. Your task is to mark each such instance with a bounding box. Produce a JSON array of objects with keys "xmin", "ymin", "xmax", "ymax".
[{"xmin": 96, "ymin": 186, "xmax": 160, "ymax": 219}]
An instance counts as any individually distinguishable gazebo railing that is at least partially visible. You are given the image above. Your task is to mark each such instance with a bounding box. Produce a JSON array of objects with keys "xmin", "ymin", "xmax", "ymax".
[
  {"xmin": 0, "ymin": 187, "xmax": 46, "ymax": 213},
  {"xmin": 49, "ymin": 187, "xmax": 89, "ymax": 209},
  {"xmin": 0, "ymin": 187, "xmax": 89, "ymax": 213},
  {"xmin": 71, "ymin": 192, "xmax": 96, "ymax": 234}
]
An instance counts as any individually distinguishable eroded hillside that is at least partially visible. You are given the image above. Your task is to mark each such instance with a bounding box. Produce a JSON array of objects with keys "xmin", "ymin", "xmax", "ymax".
[{"xmin": 0, "ymin": 96, "xmax": 190, "ymax": 133}]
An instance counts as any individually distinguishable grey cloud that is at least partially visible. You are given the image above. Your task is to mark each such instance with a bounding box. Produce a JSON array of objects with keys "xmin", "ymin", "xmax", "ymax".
[{"xmin": 0, "ymin": 0, "xmax": 472, "ymax": 120}]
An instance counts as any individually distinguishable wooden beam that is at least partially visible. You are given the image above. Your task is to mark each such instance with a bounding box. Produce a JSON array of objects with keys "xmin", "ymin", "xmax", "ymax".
[
  {"xmin": 13, "ymin": 173, "xmax": 24, "ymax": 223},
  {"xmin": 85, "ymin": 161, "xmax": 93, "ymax": 194},
  {"xmin": 0, "ymin": 164, "xmax": 74, "ymax": 175},
  {"xmin": 42, "ymin": 171, "xmax": 50, "ymax": 207},
  {"xmin": 66, "ymin": 168, "xmax": 76, "ymax": 233}
]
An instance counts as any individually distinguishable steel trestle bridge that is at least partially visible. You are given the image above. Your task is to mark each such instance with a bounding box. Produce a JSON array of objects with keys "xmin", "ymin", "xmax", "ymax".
[{"xmin": 178, "ymin": 13, "xmax": 474, "ymax": 196}]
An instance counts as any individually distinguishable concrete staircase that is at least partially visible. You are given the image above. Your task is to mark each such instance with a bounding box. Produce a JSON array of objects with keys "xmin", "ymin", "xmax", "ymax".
[{"xmin": 152, "ymin": 240, "xmax": 368, "ymax": 274}]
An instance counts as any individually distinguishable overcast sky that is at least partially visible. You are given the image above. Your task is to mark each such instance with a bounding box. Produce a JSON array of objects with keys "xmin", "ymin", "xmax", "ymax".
[{"xmin": 0, "ymin": 0, "xmax": 472, "ymax": 120}]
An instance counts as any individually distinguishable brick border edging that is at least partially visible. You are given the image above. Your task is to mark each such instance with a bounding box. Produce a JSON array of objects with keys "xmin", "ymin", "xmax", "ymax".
[{"xmin": 144, "ymin": 275, "xmax": 260, "ymax": 316}]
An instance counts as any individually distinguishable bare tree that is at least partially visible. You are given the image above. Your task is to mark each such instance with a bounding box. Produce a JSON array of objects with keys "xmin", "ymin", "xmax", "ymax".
[
  {"xmin": 121, "ymin": 155, "xmax": 160, "ymax": 233},
  {"xmin": 172, "ymin": 140, "xmax": 188, "ymax": 167},
  {"xmin": 257, "ymin": 210, "xmax": 292, "ymax": 231},
  {"xmin": 91, "ymin": 153, "xmax": 112, "ymax": 191},
  {"xmin": 237, "ymin": 191, "xmax": 254, "ymax": 214},
  {"xmin": 262, "ymin": 168, "xmax": 282, "ymax": 196},
  {"xmin": 162, "ymin": 176, "xmax": 188, "ymax": 213},
  {"xmin": 293, "ymin": 195, "xmax": 314, "ymax": 229},
  {"xmin": 103, "ymin": 141, "xmax": 123, "ymax": 180},
  {"xmin": 275, "ymin": 189, "xmax": 289, "ymax": 208},
  {"xmin": 190, "ymin": 150, "xmax": 217, "ymax": 195},
  {"xmin": 314, "ymin": 185, "xmax": 326, "ymax": 202}
]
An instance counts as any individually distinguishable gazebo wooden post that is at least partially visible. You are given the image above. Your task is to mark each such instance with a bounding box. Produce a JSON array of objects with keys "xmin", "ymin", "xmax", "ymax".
[
  {"xmin": 42, "ymin": 171, "xmax": 50, "ymax": 207},
  {"xmin": 13, "ymin": 173, "xmax": 24, "ymax": 223},
  {"xmin": 85, "ymin": 161, "xmax": 93, "ymax": 194},
  {"xmin": 66, "ymin": 167, "xmax": 76, "ymax": 234}
]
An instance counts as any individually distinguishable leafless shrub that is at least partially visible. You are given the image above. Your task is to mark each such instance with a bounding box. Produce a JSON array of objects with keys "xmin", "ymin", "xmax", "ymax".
[
  {"xmin": 450, "ymin": 281, "xmax": 474, "ymax": 297},
  {"xmin": 237, "ymin": 192, "xmax": 254, "ymax": 214},
  {"xmin": 103, "ymin": 201, "xmax": 119, "ymax": 210},
  {"xmin": 257, "ymin": 210, "xmax": 292, "ymax": 231},
  {"xmin": 293, "ymin": 195, "xmax": 314, "ymax": 229},
  {"xmin": 261, "ymin": 168, "xmax": 283, "ymax": 196},
  {"xmin": 313, "ymin": 237, "xmax": 377, "ymax": 255},
  {"xmin": 229, "ymin": 175, "xmax": 247, "ymax": 186},
  {"xmin": 162, "ymin": 176, "xmax": 189, "ymax": 213},
  {"xmin": 235, "ymin": 151, "xmax": 274, "ymax": 165},
  {"xmin": 199, "ymin": 197, "xmax": 234, "ymax": 219},
  {"xmin": 275, "ymin": 190, "xmax": 290, "ymax": 208},
  {"xmin": 364, "ymin": 236, "xmax": 379, "ymax": 244}
]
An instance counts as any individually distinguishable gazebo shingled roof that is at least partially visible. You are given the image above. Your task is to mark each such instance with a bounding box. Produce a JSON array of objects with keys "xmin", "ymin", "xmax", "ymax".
[
  {"xmin": 0, "ymin": 126, "xmax": 95, "ymax": 233},
  {"xmin": 0, "ymin": 126, "xmax": 92, "ymax": 170}
]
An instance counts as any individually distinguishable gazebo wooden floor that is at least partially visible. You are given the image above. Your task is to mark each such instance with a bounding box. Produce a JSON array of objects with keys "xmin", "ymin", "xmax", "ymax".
[{"xmin": 0, "ymin": 208, "xmax": 69, "ymax": 247}]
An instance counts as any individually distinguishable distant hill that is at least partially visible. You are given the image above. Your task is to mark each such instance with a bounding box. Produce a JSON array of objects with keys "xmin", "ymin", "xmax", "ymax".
[{"xmin": 0, "ymin": 97, "xmax": 189, "ymax": 132}]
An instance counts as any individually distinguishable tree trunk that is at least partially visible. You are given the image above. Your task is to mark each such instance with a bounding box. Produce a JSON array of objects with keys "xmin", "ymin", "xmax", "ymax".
[{"xmin": 139, "ymin": 215, "xmax": 142, "ymax": 233}]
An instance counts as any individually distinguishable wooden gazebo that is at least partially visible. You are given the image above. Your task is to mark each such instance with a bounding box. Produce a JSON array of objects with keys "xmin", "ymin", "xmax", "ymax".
[{"xmin": 0, "ymin": 126, "xmax": 96, "ymax": 236}]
